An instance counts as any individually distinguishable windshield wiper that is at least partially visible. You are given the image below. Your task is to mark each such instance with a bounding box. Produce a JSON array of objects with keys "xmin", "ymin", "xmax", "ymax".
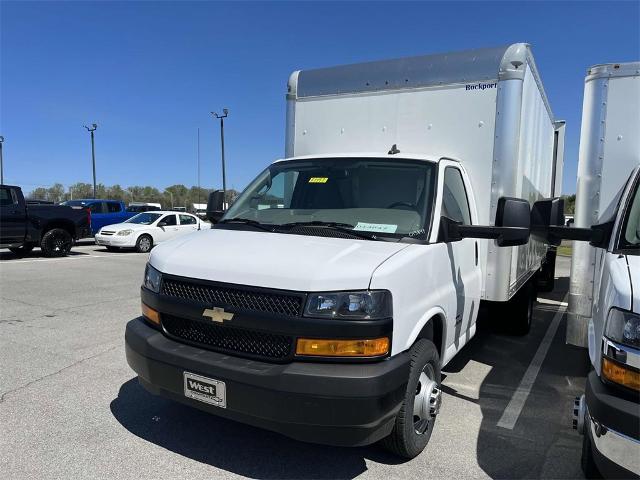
[
  {"xmin": 275, "ymin": 221, "xmax": 387, "ymax": 241},
  {"xmin": 218, "ymin": 217, "xmax": 275, "ymax": 232}
]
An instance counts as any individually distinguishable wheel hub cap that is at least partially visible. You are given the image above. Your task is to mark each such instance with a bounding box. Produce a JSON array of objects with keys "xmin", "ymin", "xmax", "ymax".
[{"xmin": 413, "ymin": 371, "xmax": 441, "ymax": 434}]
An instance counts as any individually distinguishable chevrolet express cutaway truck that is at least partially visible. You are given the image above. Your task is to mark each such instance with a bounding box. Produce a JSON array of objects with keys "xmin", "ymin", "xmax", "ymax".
[
  {"xmin": 126, "ymin": 43, "xmax": 564, "ymax": 458},
  {"xmin": 568, "ymin": 62, "xmax": 640, "ymax": 478}
]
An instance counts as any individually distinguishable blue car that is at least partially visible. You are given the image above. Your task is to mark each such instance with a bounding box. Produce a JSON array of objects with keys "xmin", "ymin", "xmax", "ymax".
[{"xmin": 61, "ymin": 199, "xmax": 135, "ymax": 235}]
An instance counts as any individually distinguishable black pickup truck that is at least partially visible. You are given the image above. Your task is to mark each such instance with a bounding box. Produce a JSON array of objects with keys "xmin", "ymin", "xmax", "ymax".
[{"xmin": 0, "ymin": 185, "xmax": 91, "ymax": 257}]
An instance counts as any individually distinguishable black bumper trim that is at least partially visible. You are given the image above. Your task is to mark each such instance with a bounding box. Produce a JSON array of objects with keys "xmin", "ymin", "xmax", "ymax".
[
  {"xmin": 125, "ymin": 317, "xmax": 410, "ymax": 446},
  {"xmin": 585, "ymin": 371, "xmax": 639, "ymax": 441}
]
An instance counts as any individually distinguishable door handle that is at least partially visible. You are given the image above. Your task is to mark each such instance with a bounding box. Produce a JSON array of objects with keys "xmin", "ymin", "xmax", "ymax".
[{"xmin": 475, "ymin": 241, "xmax": 478, "ymax": 266}]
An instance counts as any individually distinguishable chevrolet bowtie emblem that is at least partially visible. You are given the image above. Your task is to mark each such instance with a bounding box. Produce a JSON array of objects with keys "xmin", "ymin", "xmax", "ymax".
[{"xmin": 202, "ymin": 307, "xmax": 234, "ymax": 323}]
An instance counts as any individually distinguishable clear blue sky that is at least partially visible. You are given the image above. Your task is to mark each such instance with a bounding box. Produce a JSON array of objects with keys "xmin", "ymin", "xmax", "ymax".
[{"xmin": 1, "ymin": 1, "xmax": 638, "ymax": 194}]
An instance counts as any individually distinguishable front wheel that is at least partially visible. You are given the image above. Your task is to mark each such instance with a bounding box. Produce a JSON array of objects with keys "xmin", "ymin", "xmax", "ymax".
[
  {"xmin": 9, "ymin": 243, "xmax": 35, "ymax": 256},
  {"xmin": 40, "ymin": 228, "xmax": 72, "ymax": 257},
  {"xmin": 381, "ymin": 339, "xmax": 441, "ymax": 459},
  {"xmin": 135, "ymin": 234, "xmax": 153, "ymax": 253}
]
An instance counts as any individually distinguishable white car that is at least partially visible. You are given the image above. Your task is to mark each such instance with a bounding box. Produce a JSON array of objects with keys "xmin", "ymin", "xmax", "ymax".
[{"xmin": 95, "ymin": 211, "xmax": 206, "ymax": 253}]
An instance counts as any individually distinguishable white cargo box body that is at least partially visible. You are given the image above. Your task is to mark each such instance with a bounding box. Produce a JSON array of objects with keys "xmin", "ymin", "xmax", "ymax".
[
  {"xmin": 568, "ymin": 62, "xmax": 640, "ymax": 346},
  {"xmin": 286, "ymin": 43, "xmax": 564, "ymax": 302}
]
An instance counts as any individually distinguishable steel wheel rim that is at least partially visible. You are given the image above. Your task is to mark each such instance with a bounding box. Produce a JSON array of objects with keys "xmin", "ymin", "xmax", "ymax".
[
  {"xmin": 413, "ymin": 364, "xmax": 441, "ymax": 435},
  {"xmin": 139, "ymin": 237, "xmax": 151, "ymax": 252}
]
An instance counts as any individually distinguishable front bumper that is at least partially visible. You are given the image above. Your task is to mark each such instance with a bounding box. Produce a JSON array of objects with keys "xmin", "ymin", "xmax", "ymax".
[
  {"xmin": 95, "ymin": 234, "xmax": 133, "ymax": 247},
  {"xmin": 125, "ymin": 317, "xmax": 410, "ymax": 446},
  {"xmin": 584, "ymin": 371, "xmax": 640, "ymax": 477}
]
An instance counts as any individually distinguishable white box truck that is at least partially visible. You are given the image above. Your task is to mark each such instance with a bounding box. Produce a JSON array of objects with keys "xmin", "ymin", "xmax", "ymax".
[
  {"xmin": 125, "ymin": 43, "xmax": 564, "ymax": 458},
  {"xmin": 568, "ymin": 62, "xmax": 640, "ymax": 478}
]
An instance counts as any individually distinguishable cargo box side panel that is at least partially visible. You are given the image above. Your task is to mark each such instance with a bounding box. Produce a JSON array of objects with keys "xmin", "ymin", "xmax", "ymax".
[
  {"xmin": 510, "ymin": 63, "xmax": 556, "ymax": 294},
  {"xmin": 568, "ymin": 68, "xmax": 640, "ymax": 346}
]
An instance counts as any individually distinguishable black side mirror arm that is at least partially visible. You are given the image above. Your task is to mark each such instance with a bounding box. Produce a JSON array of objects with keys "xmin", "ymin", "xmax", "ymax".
[
  {"xmin": 438, "ymin": 216, "xmax": 530, "ymax": 247},
  {"xmin": 531, "ymin": 220, "xmax": 615, "ymax": 249}
]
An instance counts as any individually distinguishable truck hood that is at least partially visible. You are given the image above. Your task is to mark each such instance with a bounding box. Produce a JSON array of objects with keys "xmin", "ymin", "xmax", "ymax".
[
  {"xmin": 626, "ymin": 255, "xmax": 640, "ymax": 313},
  {"xmin": 149, "ymin": 229, "xmax": 410, "ymax": 291}
]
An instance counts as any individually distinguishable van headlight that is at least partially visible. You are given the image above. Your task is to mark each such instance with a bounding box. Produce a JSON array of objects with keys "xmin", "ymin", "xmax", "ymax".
[
  {"xmin": 117, "ymin": 229, "xmax": 133, "ymax": 236},
  {"xmin": 304, "ymin": 291, "xmax": 392, "ymax": 319},
  {"xmin": 605, "ymin": 308, "xmax": 640, "ymax": 348},
  {"xmin": 143, "ymin": 264, "xmax": 162, "ymax": 293}
]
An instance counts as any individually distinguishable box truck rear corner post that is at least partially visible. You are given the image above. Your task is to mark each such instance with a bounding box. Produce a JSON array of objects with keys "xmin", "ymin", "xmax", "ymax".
[{"xmin": 125, "ymin": 43, "xmax": 565, "ymax": 459}]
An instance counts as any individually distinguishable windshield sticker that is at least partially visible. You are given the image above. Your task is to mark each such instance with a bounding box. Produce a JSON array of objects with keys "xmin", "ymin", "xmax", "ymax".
[
  {"xmin": 308, "ymin": 177, "xmax": 328, "ymax": 184},
  {"xmin": 354, "ymin": 222, "xmax": 398, "ymax": 234}
]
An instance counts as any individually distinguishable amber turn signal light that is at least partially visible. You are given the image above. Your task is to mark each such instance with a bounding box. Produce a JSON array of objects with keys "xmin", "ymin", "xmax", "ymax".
[
  {"xmin": 296, "ymin": 337, "xmax": 389, "ymax": 357},
  {"xmin": 602, "ymin": 357, "xmax": 640, "ymax": 392},
  {"xmin": 141, "ymin": 302, "xmax": 161, "ymax": 326}
]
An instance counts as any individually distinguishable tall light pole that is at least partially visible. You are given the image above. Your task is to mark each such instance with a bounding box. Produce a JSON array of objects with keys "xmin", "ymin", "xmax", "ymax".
[
  {"xmin": 0, "ymin": 136, "xmax": 4, "ymax": 185},
  {"xmin": 84, "ymin": 123, "xmax": 98, "ymax": 198},
  {"xmin": 211, "ymin": 109, "xmax": 228, "ymax": 206}
]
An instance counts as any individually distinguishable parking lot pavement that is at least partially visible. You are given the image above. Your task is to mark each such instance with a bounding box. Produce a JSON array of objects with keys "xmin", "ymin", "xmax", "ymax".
[{"xmin": 0, "ymin": 249, "xmax": 589, "ymax": 480}]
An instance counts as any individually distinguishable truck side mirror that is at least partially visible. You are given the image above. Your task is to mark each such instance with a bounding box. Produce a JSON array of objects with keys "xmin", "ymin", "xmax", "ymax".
[
  {"xmin": 206, "ymin": 190, "xmax": 225, "ymax": 224},
  {"xmin": 438, "ymin": 197, "xmax": 531, "ymax": 247},
  {"xmin": 529, "ymin": 197, "xmax": 615, "ymax": 248}
]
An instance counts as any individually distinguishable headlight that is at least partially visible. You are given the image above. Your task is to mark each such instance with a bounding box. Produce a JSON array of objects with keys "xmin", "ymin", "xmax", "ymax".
[
  {"xmin": 304, "ymin": 291, "xmax": 392, "ymax": 319},
  {"xmin": 143, "ymin": 263, "xmax": 162, "ymax": 293},
  {"xmin": 117, "ymin": 229, "xmax": 133, "ymax": 236},
  {"xmin": 605, "ymin": 308, "xmax": 640, "ymax": 348}
]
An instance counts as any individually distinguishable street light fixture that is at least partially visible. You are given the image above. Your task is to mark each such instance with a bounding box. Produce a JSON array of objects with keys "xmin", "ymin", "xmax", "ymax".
[
  {"xmin": 0, "ymin": 136, "xmax": 4, "ymax": 185},
  {"xmin": 211, "ymin": 109, "xmax": 229, "ymax": 207},
  {"xmin": 83, "ymin": 123, "xmax": 98, "ymax": 198}
]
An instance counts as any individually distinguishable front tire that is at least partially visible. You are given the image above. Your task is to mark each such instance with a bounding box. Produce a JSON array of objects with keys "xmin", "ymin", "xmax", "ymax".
[
  {"xmin": 40, "ymin": 228, "xmax": 72, "ymax": 257},
  {"xmin": 581, "ymin": 426, "xmax": 600, "ymax": 479},
  {"xmin": 9, "ymin": 243, "xmax": 35, "ymax": 256},
  {"xmin": 381, "ymin": 339, "xmax": 441, "ymax": 459},
  {"xmin": 135, "ymin": 234, "xmax": 153, "ymax": 253}
]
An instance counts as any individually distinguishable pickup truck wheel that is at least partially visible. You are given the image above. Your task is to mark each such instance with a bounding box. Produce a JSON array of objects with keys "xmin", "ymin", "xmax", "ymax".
[
  {"xmin": 381, "ymin": 339, "xmax": 441, "ymax": 459},
  {"xmin": 135, "ymin": 235, "xmax": 153, "ymax": 253},
  {"xmin": 40, "ymin": 228, "xmax": 72, "ymax": 257},
  {"xmin": 9, "ymin": 244, "xmax": 35, "ymax": 256}
]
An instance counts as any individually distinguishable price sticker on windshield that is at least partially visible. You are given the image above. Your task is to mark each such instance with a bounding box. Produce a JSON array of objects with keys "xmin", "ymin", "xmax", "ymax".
[
  {"xmin": 308, "ymin": 177, "xmax": 329, "ymax": 184},
  {"xmin": 354, "ymin": 222, "xmax": 398, "ymax": 233}
]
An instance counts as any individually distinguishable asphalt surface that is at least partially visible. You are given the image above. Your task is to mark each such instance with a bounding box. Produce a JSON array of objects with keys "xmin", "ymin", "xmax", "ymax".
[{"xmin": 0, "ymin": 243, "xmax": 589, "ymax": 479}]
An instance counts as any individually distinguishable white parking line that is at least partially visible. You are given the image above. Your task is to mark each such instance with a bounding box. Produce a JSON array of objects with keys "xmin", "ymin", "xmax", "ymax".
[
  {"xmin": 496, "ymin": 297, "xmax": 567, "ymax": 430},
  {"xmin": 0, "ymin": 253, "xmax": 143, "ymax": 264}
]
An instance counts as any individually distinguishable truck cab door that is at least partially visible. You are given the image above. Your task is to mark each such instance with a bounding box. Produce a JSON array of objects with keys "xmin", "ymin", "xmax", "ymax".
[
  {"xmin": 0, "ymin": 186, "xmax": 25, "ymax": 245},
  {"xmin": 439, "ymin": 165, "xmax": 483, "ymax": 349}
]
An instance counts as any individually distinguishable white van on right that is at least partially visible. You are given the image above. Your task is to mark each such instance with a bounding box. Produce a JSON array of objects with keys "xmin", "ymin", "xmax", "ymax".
[{"xmin": 569, "ymin": 59, "xmax": 640, "ymax": 479}]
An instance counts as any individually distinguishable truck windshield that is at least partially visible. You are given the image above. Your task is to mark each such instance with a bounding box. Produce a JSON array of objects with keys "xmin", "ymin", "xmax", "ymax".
[
  {"xmin": 223, "ymin": 158, "xmax": 437, "ymax": 238},
  {"xmin": 620, "ymin": 178, "xmax": 640, "ymax": 253},
  {"xmin": 126, "ymin": 213, "xmax": 162, "ymax": 225}
]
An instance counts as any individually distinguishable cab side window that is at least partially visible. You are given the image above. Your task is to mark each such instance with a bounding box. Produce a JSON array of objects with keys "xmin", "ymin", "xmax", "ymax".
[
  {"xmin": 89, "ymin": 202, "xmax": 104, "ymax": 214},
  {"xmin": 161, "ymin": 214, "xmax": 177, "ymax": 226},
  {"xmin": 442, "ymin": 167, "xmax": 472, "ymax": 225},
  {"xmin": 107, "ymin": 202, "xmax": 122, "ymax": 213},
  {"xmin": 0, "ymin": 187, "xmax": 15, "ymax": 206},
  {"xmin": 179, "ymin": 214, "xmax": 196, "ymax": 225}
]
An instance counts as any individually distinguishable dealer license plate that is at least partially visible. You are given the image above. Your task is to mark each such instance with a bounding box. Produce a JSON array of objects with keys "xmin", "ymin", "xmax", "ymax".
[{"xmin": 183, "ymin": 372, "xmax": 226, "ymax": 408}]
